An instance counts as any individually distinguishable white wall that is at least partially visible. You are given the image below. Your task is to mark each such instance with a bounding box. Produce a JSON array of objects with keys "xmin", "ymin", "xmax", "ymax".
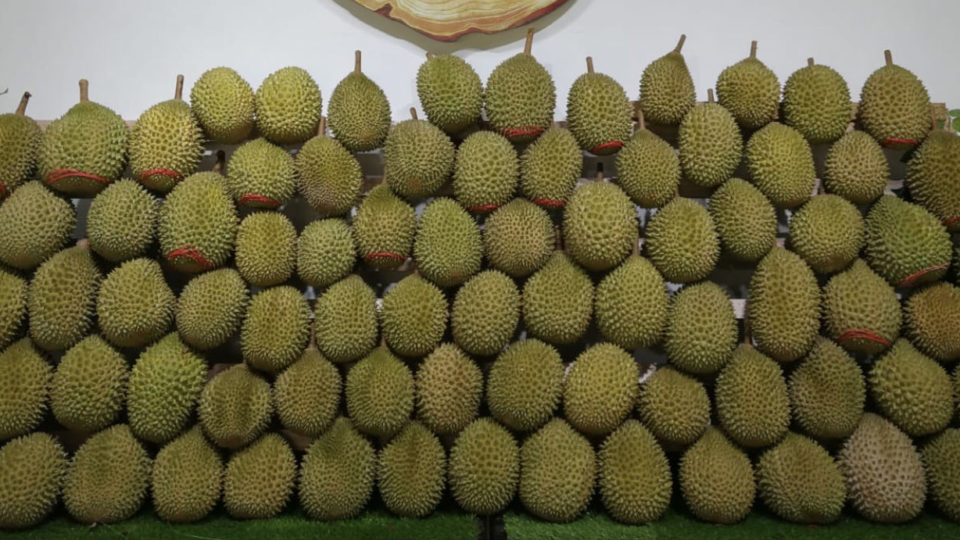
[{"xmin": 2, "ymin": 0, "xmax": 958, "ymax": 120}]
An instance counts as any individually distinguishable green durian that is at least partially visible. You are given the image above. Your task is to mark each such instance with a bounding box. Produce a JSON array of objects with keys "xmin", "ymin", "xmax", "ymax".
[
  {"xmin": 0, "ymin": 267, "xmax": 26, "ymax": 350},
  {"xmin": 594, "ymin": 254, "xmax": 668, "ymax": 350},
  {"xmin": 222, "ymin": 433, "xmax": 296, "ymax": 520},
  {"xmin": 345, "ymin": 346, "xmax": 414, "ymax": 439},
  {"xmin": 645, "ymin": 197, "xmax": 719, "ymax": 283},
  {"xmin": 190, "ymin": 67, "xmax": 255, "ymax": 144},
  {"xmin": 483, "ymin": 198, "xmax": 554, "ymax": 277},
  {"xmin": 0, "ymin": 181, "xmax": 75, "ymax": 270},
  {"xmin": 519, "ymin": 419, "xmax": 595, "ymax": 523},
  {"xmin": 313, "ymin": 275, "xmax": 378, "ymax": 364},
  {"xmin": 518, "ymin": 126, "xmax": 581, "ymax": 208},
  {"xmin": 327, "ymin": 51, "xmax": 391, "ymax": 152},
  {"xmin": 745, "ymin": 122, "xmax": 816, "ymax": 209},
  {"xmin": 907, "ymin": 129, "xmax": 960, "ymax": 231},
  {"xmin": 781, "ymin": 58, "xmax": 852, "ymax": 144},
  {"xmin": 241, "ymin": 286, "xmax": 311, "ymax": 373},
  {"xmin": 415, "ymin": 343, "xmax": 482, "ymax": 436},
  {"xmin": 274, "ymin": 348, "xmax": 341, "ymax": 437},
  {"xmin": 678, "ymin": 91, "xmax": 743, "ymax": 188},
  {"xmin": 384, "ymin": 113, "xmax": 455, "ymax": 199},
  {"xmin": 0, "ymin": 338, "xmax": 51, "ymax": 441},
  {"xmin": 416, "ymin": 53, "xmax": 483, "ymax": 135},
  {"xmin": 39, "ymin": 80, "xmax": 127, "ymax": 197},
  {"xmin": 413, "ymin": 197, "xmax": 482, "ymax": 288},
  {"xmin": 563, "ymin": 343, "xmax": 639, "ymax": 437},
  {"xmin": 352, "ymin": 184, "xmax": 416, "ymax": 269},
  {"xmin": 175, "ymin": 268, "xmax": 249, "ymax": 351},
  {"xmin": 788, "ymin": 194, "xmax": 864, "ymax": 273},
  {"xmin": 234, "ymin": 211, "xmax": 297, "ymax": 287},
  {"xmin": 484, "ymin": 28, "xmax": 555, "ymax": 144},
  {"xmin": 198, "ymin": 363, "xmax": 272, "ymax": 449},
  {"xmin": 566, "ymin": 57, "xmax": 632, "ymax": 154},
  {"xmin": 380, "ymin": 274, "xmax": 448, "ymax": 358},
  {"xmin": 522, "ymin": 251, "xmax": 593, "ymax": 345},
  {"xmin": 678, "ymin": 427, "xmax": 755, "ymax": 524},
  {"xmin": 451, "ymin": 270, "xmax": 519, "ymax": 357},
  {"xmin": 598, "ymin": 420, "xmax": 672, "ymax": 524},
  {"xmin": 297, "ymin": 218, "xmax": 356, "ymax": 290},
  {"xmin": 0, "ymin": 92, "xmax": 40, "ymax": 196},
  {"xmin": 255, "ymin": 66, "xmax": 322, "ymax": 145},
  {"xmin": 86, "ymin": 178, "xmax": 158, "ymax": 262},
  {"xmin": 298, "ymin": 417, "xmax": 375, "ymax": 520},
  {"xmin": 716, "ymin": 41, "xmax": 780, "ymax": 130},
  {"xmin": 0, "ymin": 432, "xmax": 66, "ymax": 529},
  {"xmin": 664, "ymin": 281, "xmax": 737, "ymax": 375},
  {"xmin": 28, "ymin": 243, "xmax": 101, "ymax": 352},
  {"xmin": 129, "ymin": 75, "xmax": 204, "ymax": 192},
  {"xmin": 295, "ymin": 118, "xmax": 363, "ymax": 217},
  {"xmin": 788, "ymin": 338, "xmax": 865, "ymax": 440},
  {"xmin": 822, "ymin": 259, "xmax": 900, "ymax": 355},
  {"xmin": 748, "ymin": 247, "xmax": 821, "ymax": 363},
  {"xmin": 96, "ymin": 258, "xmax": 175, "ymax": 348},
  {"xmin": 709, "ymin": 177, "xmax": 777, "ymax": 262},
  {"xmin": 615, "ymin": 115, "xmax": 680, "ymax": 207},
  {"xmin": 151, "ymin": 425, "xmax": 223, "ymax": 523},
  {"xmin": 226, "ymin": 137, "xmax": 296, "ymax": 208},
  {"xmin": 715, "ymin": 344, "xmax": 791, "ymax": 448},
  {"xmin": 449, "ymin": 417, "xmax": 519, "ymax": 515},
  {"xmin": 377, "ymin": 421, "xmax": 446, "ymax": 518},
  {"xmin": 50, "ymin": 335, "xmax": 127, "ymax": 433},
  {"xmin": 452, "ymin": 130, "xmax": 518, "ymax": 212},
  {"xmin": 858, "ymin": 50, "xmax": 931, "ymax": 146},
  {"xmin": 822, "ymin": 130, "xmax": 889, "ymax": 205},
  {"xmin": 639, "ymin": 35, "xmax": 696, "ymax": 125},
  {"xmin": 864, "ymin": 195, "xmax": 952, "ymax": 287},
  {"xmin": 487, "ymin": 339, "xmax": 564, "ymax": 433},
  {"xmin": 563, "ymin": 179, "xmax": 638, "ymax": 272}
]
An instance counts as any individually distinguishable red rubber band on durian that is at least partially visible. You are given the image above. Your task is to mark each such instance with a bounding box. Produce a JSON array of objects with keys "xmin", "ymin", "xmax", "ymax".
[
  {"xmin": 497, "ymin": 125, "xmax": 544, "ymax": 139},
  {"xmin": 898, "ymin": 263, "xmax": 950, "ymax": 288},
  {"xmin": 167, "ymin": 245, "xmax": 213, "ymax": 271},
  {"xmin": 138, "ymin": 168, "xmax": 182, "ymax": 183},
  {"xmin": 0, "ymin": 182, "xmax": 6, "ymax": 199},
  {"xmin": 467, "ymin": 204, "xmax": 500, "ymax": 213},
  {"xmin": 532, "ymin": 198, "xmax": 565, "ymax": 208},
  {"xmin": 45, "ymin": 169, "xmax": 110, "ymax": 186},
  {"xmin": 943, "ymin": 216, "xmax": 960, "ymax": 227},
  {"xmin": 881, "ymin": 137, "xmax": 919, "ymax": 147},
  {"xmin": 237, "ymin": 193, "xmax": 280, "ymax": 207},
  {"xmin": 836, "ymin": 329, "xmax": 891, "ymax": 347},
  {"xmin": 364, "ymin": 252, "xmax": 405, "ymax": 263},
  {"xmin": 590, "ymin": 140, "xmax": 624, "ymax": 154}
]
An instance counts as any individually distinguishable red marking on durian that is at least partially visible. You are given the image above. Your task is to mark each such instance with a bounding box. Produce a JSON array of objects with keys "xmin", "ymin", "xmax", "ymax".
[
  {"xmin": 364, "ymin": 252, "xmax": 405, "ymax": 263},
  {"xmin": 167, "ymin": 246, "xmax": 213, "ymax": 270},
  {"xmin": 532, "ymin": 198, "xmax": 564, "ymax": 208},
  {"xmin": 0, "ymin": 182, "xmax": 6, "ymax": 200},
  {"xmin": 836, "ymin": 329, "xmax": 891, "ymax": 347},
  {"xmin": 45, "ymin": 169, "xmax": 110, "ymax": 186},
  {"xmin": 498, "ymin": 125, "xmax": 544, "ymax": 139},
  {"xmin": 590, "ymin": 140, "xmax": 624, "ymax": 154},
  {"xmin": 138, "ymin": 168, "xmax": 182, "ymax": 183},
  {"xmin": 881, "ymin": 137, "xmax": 919, "ymax": 148},
  {"xmin": 943, "ymin": 216, "xmax": 960, "ymax": 226},
  {"xmin": 468, "ymin": 203, "xmax": 500, "ymax": 213},
  {"xmin": 899, "ymin": 263, "xmax": 950, "ymax": 288},
  {"xmin": 237, "ymin": 193, "xmax": 281, "ymax": 207}
]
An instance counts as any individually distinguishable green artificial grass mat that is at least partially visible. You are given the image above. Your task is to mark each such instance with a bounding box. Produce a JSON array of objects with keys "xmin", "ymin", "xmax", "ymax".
[
  {"xmin": 4, "ymin": 508, "xmax": 479, "ymax": 540},
  {"xmin": 504, "ymin": 508, "xmax": 960, "ymax": 540}
]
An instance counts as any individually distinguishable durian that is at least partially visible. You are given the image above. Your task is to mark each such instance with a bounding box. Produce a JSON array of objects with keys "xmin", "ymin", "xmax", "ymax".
[
  {"xmin": 563, "ymin": 343, "xmax": 638, "ymax": 437},
  {"xmin": 222, "ymin": 433, "xmax": 296, "ymax": 519},
  {"xmin": 345, "ymin": 346, "xmax": 414, "ymax": 439},
  {"xmin": 0, "ymin": 432, "xmax": 66, "ymax": 529},
  {"xmin": 0, "ymin": 92, "xmax": 40, "ymax": 197},
  {"xmin": 639, "ymin": 35, "xmax": 696, "ymax": 126},
  {"xmin": 50, "ymin": 335, "xmax": 127, "ymax": 433},
  {"xmin": 715, "ymin": 344, "xmax": 791, "ymax": 448},
  {"xmin": 380, "ymin": 274, "xmax": 448, "ymax": 358},
  {"xmin": 709, "ymin": 177, "xmax": 777, "ymax": 262},
  {"xmin": 190, "ymin": 67, "xmax": 255, "ymax": 144},
  {"xmin": 452, "ymin": 130, "xmax": 518, "ymax": 212},
  {"xmin": 151, "ymin": 425, "xmax": 223, "ymax": 523},
  {"xmin": 234, "ymin": 211, "xmax": 297, "ymax": 287},
  {"xmin": 858, "ymin": 50, "xmax": 932, "ymax": 146},
  {"xmin": 129, "ymin": 75, "xmax": 204, "ymax": 192},
  {"xmin": 352, "ymin": 184, "xmax": 416, "ymax": 269},
  {"xmin": 781, "ymin": 58, "xmax": 852, "ymax": 144},
  {"xmin": 664, "ymin": 281, "xmax": 737, "ymax": 375},
  {"xmin": 255, "ymin": 66, "xmax": 322, "ymax": 145},
  {"xmin": 416, "ymin": 53, "xmax": 483, "ymax": 136},
  {"xmin": 645, "ymin": 197, "xmax": 719, "ymax": 282},
  {"xmin": 295, "ymin": 117, "xmax": 363, "ymax": 217},
  {"xmin": 483, "ymin": 198, "xmax": 554, "ymax": 277},
  {"xmin": 615, "ymin": 111, "xmax": 680, "ymax": 207},
  {"xmin": 748, "ymin": 247, "xmax": 821, "ymax": 363},
  {"xmin": 598, "ymin": 420, "xmax": 672, "ymax": 524},
  {"xmin": 0, "ymin": 338, "xmax": 50, "ymax": 441},
  {"xmin": 522, "ymin": 251, "xmax": 593, "ymax": 345},
  {"xmin": 175, "ymin": 268, "xmax": 249, "ymax": 350},
  {"xmin": 678, "ymin": 89, "xmax": 743, "ymax": 187},
  {"xmin": 716, "ymin": 41, "xmax": 780, "ymax": 130},
  {"xmin": 518, "ymin": 126, "xmax": 581, "ymax": 208},
  {"xmin": 563, "ymin": 177, "xmax": 638, "ymax": 272},
  {"xmin": 756, "ymin": 433, "xmax": 846, "ymax": 524},
  {"xmin": 566, "ymin": 57, "xmax": 632, "ymax": 154},
  {"xmin": 313, "ymin": 274, "xmax": 378, "ymax": 364},
  {"xmin": 788, "ymin": 338, "xmax": 865, "ymax": 440},
  {"xmin": 864, "ymin": 194, "xmax": 952, "ymax": 287},
  {"xmin": 788, "ymin": 194, "xmax": 864, "ymax": 273},
  {"xmin": 678, "ymin": 427, "xmax": 755, "ymax": 524},
  {"xmin": 199, "ymin": 363, "xmax": 272, "ymax": 449},
  {"xmin": 822, "ymin": 259, "xmax": 900, "ymax": 355},
  {"xmin": 907, "ymin": 129, "xmax": 960, "ymax": 230},
  {"xmin": 869, "ymin": 338, "xmax": 953, "ymax": 437},
  {"xmin": 449, "ymin": 418, "xmax": 519, "ymax": 515},
  {"xmin": 377, "ymin": 421, "xmax": 446, "ymax": 518},
  {"xmin": 487, "ymin": 339, "xmax": 564, "ymax": 433},
  {"xmin": 96, "ymin": 258, "xmax": 175, "ymax": 348},
  {"xmin": 745, "ymin": 122, "xmax": 816, "ymax": 209},
  {"xmin": 0, "ymin": 181, "xmax": 76, "ymax": 270},
  {"xmin": 274, "ymin": 348, "xmax": 341, "ymax": 437},
  {"xmin": 298, "ymin": 417, "xmax": 375, "ymax": 520},
  {"xmin": 414, "ymin": 197, "xmax": 482, "ymax": 287},
  {"xmin": 822, "ymin": 130, "xmax": 889, "ymax": 205},
  {"xmin": 594, "ymin": 254, "xmax": 668, "ymax": 350},
  {"xmin": 297, "ymin": 218, "xmax": 356, "ymax": 290},
  {"xmin": 28, "ymin": 243, "xmax": 101, "ymax": 352},
  {"xmin": 383, "ymin": 110, "xmax": 455, "ymax": 199},
  {"xmin": 415, "ymin": 343, "xmax": 482, "ymax": 435},
  {"xmin": 241, "ymin": 286, "xmax": 311, "ymax": 373},
  {"xmin": 226, "ymin": 137, "xmax": 296, "ymax": 208},
  {"xmin": 519, "ymin": 418, "xmax": 595, "ymax": 523},
  {"xmin": 451, "ymin": 270, "xmax": 520, "ymax": 357},
  {"xmin": 484, "ymin": 28, "xmax": 556, "ymax": 144},
  {"xmin": 905, "ymin": 282, "xmax": 960, "ymax": 362},
  {"xmin": 86, "ymin": 178, "xmax": 158, "ymax": 262},
  {"xmin": 327, "ymin": 51, "xmax": 391, "ymax": 152},
  {"xmin": 637, "ymin": 366, "xmax": 710, "ymax": 448}
]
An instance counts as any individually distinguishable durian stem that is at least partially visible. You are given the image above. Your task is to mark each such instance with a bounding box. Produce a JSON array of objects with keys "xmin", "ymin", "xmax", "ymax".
[
  {"xmin": 749, "ymin": 40, "xmax": 758, "ymax": 59},
  {"xmin": 354, "ymin": 50, "xmax": 362, "ymax": 73},
  {"xmin": 594, "ymin": 163, "xmax": 604, "ymax": 182},
  {"xmin": 212, "ymin": 150, "xmax": 225, "ymax": 173},
  {"xmin": 742, "ymin": 303, "xmax": 752, "ymax": 344},
  {"xmin": 635, "ymin": 102, "xmax": 646, "ymax": 130},
  {"xmin": 553, "ymin": 224, "xmax": 564, "ymax": 251},
  {"xmin": 425, "ymin": 52, "xmax": 435, "ymax": 60},
  {"xmin": 318, "ymin": 116, "xmax": 326, "ymax": 136},
  {"xmin": 76, "ymin": 238, "xmax": 90, "ymax": 250},
  {"xmin": 524, "ymin": 27, "xmax": 535, "ymax": 55},
  {"xmin": 174, "ymin": 74, "xmax": 184, "ymax": 100},
  {"xmin": 707, "ymin": 88, "xmax": 715, "ymax": 103},
  {"xmin": 78, "ymin": 79, "xmax": 89, "ymax": 103},
  {"xmin": 15, "ymin": 91, "xmax": 30, "ymax": 115},
  {"xmin": 884, "ymin": 49, "xmax": 893, "ymax": 66},
  {"xmin": 585, "ymin": 56, "xmax": 594, "ymax": 74},
  {"xmin": 674, "ymin": 34, "xmax": 686, "ymax": 53},
  {"xmin": 409, "ymin": 107, "xmax": 418, "ymax": 120},
  {"xmin": 807, "ymin": 57, "xmax": 815, "ymax": 67},
  {"xmin": 631, "ymin": 240, "xmax": 640, "ymax": 257}
]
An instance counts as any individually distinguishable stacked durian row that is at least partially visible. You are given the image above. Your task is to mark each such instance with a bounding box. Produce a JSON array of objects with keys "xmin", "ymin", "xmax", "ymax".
[{"xmin": 1, "ymin": 29, "xmax": 960, "ymax": 531}]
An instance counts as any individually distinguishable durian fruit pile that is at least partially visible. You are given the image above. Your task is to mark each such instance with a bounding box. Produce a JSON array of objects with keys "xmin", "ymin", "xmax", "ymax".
[{"xmin": 1, "ymin": 30, "xmax": 960, "ymax": 532}]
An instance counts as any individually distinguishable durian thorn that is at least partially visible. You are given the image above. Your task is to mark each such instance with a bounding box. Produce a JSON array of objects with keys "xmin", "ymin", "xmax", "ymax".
[
  {"xmin": 318, "ymin": 116, "xmax": 326, "ymax": 136},
  {"xmin": 884, "ymin": 49, "xmax": 893, "ymax": 66},
  {"xmin": 807, "ymin": 57, "xmax": 815, "ymax": 67},
  {"xmin": 707, "ymin": 88, "xmax": 715, "ymax": 103},
  {"xmin": 674, "ymin": 34, "xmax": 686, "ymax": 54},
  {"xmin": 15, "ymin": 91, "xmax": 30, "ymax": 115},
  {"xmin": 76, "ymin": 238, "xmax": 90, "ymax": 250},
  {"xmin": 524, "ymin": 27, "xmax": 535, "ymax": 55},
  {"xmin": 354, "ymin": 50, "xmax": 362, "ymax": 73},
  {"xmin": 749, "ymin": 40, "xmax": 758, "ymax": 59},
  {"xmin": 212, "ymin": 150, "xmax": 226, "ymax": 173},
  {"xmin": 78, "ymin": 79, "xmax": 89, "ymax": 103},
  {"xmin": 409, "ymin": 107, "xmax": 418, "ymax": 120},
  {"xmin": 174, "ymin": 74, "xmax": 184, "ymax": 100},
  {"xmin": 585, "ymin": 56, "xmax": 594, "ymax": 74}
]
